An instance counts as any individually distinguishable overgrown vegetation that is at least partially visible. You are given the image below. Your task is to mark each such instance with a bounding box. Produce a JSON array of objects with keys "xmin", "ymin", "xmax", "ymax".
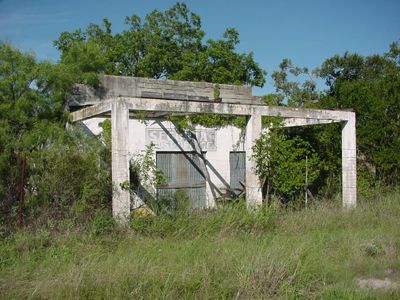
[
  {"xmin": 253, "ymin": 123, "xmax": 320, "ymax": 203},
  {"xmin": 0, "ymin": 42, "xmax": 113, "ymax": 232},
  {"xmin": 318, "ymin": 45, "xmax": 400, "ymax": 184},
  {"xmin": 0, "ymin": 3, "xmax": 269, "ymax": 231},
  {"xmin": 1, "ymin": 189, "xmax": 399, "ymax": 299},
  {"xmin": 0, "ymin": 7, "xmax": 400, "ymax": 298},
  {"xmin": 0, "ymin": 0, "xmax": 398, "ymax": 224},
  {"xmin": 258, "ymin": 51, "xmax": 398, "ymax": 205}
]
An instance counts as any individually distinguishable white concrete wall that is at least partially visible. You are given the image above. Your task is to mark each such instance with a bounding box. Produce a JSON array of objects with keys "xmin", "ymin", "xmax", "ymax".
[{"xmin": 83, "ymin": 117, "xmax": 246, "ymax": 205}]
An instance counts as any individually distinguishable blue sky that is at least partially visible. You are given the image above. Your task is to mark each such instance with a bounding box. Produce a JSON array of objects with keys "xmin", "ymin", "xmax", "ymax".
[{"xmin": 1, "ymin": 0, "xmax": 399, "ymax": 95}]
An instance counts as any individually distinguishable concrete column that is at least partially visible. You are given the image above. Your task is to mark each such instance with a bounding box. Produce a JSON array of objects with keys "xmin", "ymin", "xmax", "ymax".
[
  {"xmin": 245, "ymin": 114, "xmax": 263, "ymax": 207},
  {"xmin": 111, "ymin": 100, "xmax": 130, "ymax": 223},
  {"xmin": 342, "ymin": 113, "xmax": 357, "ymax": 208}
]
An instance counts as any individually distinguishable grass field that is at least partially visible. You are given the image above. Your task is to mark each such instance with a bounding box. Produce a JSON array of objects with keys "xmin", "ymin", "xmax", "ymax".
[{"xmin": 1, "ymin": 190, "xmax": 399, "ymax": 299}]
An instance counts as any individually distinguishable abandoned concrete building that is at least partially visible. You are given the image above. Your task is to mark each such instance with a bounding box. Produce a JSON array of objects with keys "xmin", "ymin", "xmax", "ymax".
[{"xmin": 69, "ymin": 75, "xmax": 357, "ymax": 223}]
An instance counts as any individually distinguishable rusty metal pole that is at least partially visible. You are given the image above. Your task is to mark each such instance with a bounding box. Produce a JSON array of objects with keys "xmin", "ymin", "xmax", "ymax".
[{"xmin": 19, "ymin": 153, "xmax": 26, "ymax": 228}]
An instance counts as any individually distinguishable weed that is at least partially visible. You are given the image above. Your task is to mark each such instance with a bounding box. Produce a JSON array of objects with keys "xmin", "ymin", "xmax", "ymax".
[{"xmin": 0, "ymin": 189, "xmax": 399, "ymax": 299}]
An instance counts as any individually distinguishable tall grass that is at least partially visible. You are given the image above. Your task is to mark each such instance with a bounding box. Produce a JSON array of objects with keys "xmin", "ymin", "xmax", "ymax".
[{"xmin": 1, "ymin": 190, "xmax": 399, "ymax": 299}]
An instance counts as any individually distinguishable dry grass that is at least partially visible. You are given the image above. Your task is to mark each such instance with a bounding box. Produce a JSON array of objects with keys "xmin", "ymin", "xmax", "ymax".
[{"xmin": 1, "ymin": 190, "xmax": 399, "ymax": 299}]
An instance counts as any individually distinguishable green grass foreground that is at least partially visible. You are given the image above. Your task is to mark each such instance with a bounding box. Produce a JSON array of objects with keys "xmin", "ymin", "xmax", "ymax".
[{"xmin": 1, "ymin": 191, "xmax": 400, "ymax": 299}]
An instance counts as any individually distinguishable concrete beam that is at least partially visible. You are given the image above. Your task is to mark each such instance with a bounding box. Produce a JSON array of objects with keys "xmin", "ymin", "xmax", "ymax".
[
  {"xmin": 283, "ymin": 118, "xmax": 340, "ymax": 127},
  {"xmin": 69, "ymin": 98, "xmax": 353, "ymax": 123},
  {"xmin": 111, "ymin": 101, "xmax": 131, "ymax": 223},
  {"xmin": 69, "ymin": 101, "xmax": 112, "ymax": 122},
  {"xmin": 342, "ymin": 113, "xmax": 357, "ymax": 208},
  {"xmin": 68, "ymin": 75, "xmax": 258, "ymax": 107},
  {"xmin": 121, "ymin": 97, "xmax": 353, "ymax": 121},
  {"xmin": 245, "ymin": 114, "xmax": 263, "ymax": 207}
]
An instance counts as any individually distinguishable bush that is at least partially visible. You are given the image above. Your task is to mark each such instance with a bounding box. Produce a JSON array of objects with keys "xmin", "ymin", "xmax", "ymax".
[
  {"xmin": 24, "ymin": 127, "xmax": 112, "ymax": 228},
  {"xmin": 90, "ymin": 211, "xmax": 115, "ymax": 236}
]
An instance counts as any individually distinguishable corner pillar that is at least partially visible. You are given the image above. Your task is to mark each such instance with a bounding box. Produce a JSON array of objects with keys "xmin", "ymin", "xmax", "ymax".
[
  {"xmin": 111, "ymin": 100, "xmax": 130, "ymax": 223},
  {"xmin": 342, "ymin": 114, "xmax": 357, "ymax": 208},
  {"xmin": 245, "ymin": 114, "xmax": 263, "ymax": 207}
]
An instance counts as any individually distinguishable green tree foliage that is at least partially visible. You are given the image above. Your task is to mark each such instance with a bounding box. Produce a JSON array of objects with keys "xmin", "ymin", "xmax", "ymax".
[
  {"xmin": 253, "ymin": 124, "xmax": 320, "ymax": 202},
  {"xmin": 318, "ymin": 43, "xmax": 400, "ymax": 184},
  {"xmin": 260, "ymin": 42, "xmax": 400, "ymax": 200},
  {"xmin": 54, "ymin": 2, "xmax": 266, "ymax": 131},
  {"xmin": 0, "ymin": 43, "xmax": 111, "ymax": 229},
  {"xmin": 1, "ymin": 1, "xmax": 399, "ymax": 231},
  {"xmin": 0, "ymin": 43, "xmax": 67, "ymax": 224},
  {"xmin": 54, "ymin": 2, "xmax": 265, "ymax": 87},
  {"xmin": 260, "ymin": 59, "xmax": 333, "ymax": 201},
  {"xmin": 27, "ymin": 129, "xmax": 111, "ymax": 224},
  {"xmin": 0, "ymin": 3, "xmax": 266, "ymax": 230},
  {"xmin": 271, "ymin": 58, "xmax": 319, "ymax": 107}
]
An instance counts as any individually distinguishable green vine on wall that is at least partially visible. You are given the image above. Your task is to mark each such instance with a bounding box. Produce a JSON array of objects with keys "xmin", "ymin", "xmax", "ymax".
[
  {"xmin": 167, "ymin": 114, "xmax": 247, "ymax": 134},
  {"xmin": 213, "ymin": 83, "xmax": 221, "ymax": 100}
]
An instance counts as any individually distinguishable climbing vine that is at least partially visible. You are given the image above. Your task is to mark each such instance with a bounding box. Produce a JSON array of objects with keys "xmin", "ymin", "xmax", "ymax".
[{"xmin": 167, "ymin": 114, "xmax": 247, "ymax": 134}]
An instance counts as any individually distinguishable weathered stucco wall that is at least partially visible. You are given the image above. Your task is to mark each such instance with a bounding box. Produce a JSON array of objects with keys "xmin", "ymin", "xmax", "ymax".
[{"xmin": 83, "ymin": 117, "xmax": 245, "ymax": 205}]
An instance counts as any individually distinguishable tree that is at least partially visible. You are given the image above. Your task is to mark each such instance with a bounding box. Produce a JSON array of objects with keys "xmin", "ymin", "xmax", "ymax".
[
  {"xmin": 54, "ymin": 2, "xmax": 266, "ymax": 87},
  {"xmin": 258, "ymin": 59, "xmax": 333, "ymax": 202},
  {"xmin": 271, "ymin": 58, "xmax": 319, "ymax": 107},
  {"xmin": 0, "ymin": 43, "xmax": 64, "ymax": 223},
  {"xmin": 0, "ymin": 43, "xmax": 111, "ymax": 229},
  {"xmin": 258, "ymin": 42, "xmax": 400, "ymax": 201},
  {"xmin": 318, "ymin": 42, "xmax": 400, "ymax": 184},
  {"xmin": 0, "ymin": 3, "xmax": 268, "ymax": 229}
]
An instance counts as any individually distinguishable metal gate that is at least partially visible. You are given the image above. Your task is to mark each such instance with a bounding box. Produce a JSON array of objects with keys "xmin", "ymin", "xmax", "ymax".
[
  {"xmin": 230, "ymin": 152, "xmax": 246, "ymax": 196},
  {"xmin": 156, "ymin": 152, "xmax": 206, "ymax": 208}
]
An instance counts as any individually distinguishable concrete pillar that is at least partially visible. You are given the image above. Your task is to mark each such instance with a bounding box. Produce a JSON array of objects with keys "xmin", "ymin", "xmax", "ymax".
[
  {"xmin": 245, "ymin": 114, "xmax": 263, "ymax": 207},
  {"xmin": 342, "ymin": 113, "xmax": 357, "ymax": 208},
  {"xmin": 111, "ymin": 100, "xmax": 130, "ymax": 223}
]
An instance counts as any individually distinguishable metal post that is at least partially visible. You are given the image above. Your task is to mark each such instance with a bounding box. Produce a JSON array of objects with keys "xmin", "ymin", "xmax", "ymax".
[
  {"xmin": 19, "ymin": 153, "xmax": 26, "ymax": 228},
  {"xmin": 305, "ymin": 155, "xmax": 308, "ymax": 208}
]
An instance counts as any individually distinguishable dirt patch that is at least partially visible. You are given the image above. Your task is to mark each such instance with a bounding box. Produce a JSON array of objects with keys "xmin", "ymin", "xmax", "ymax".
[{"xmin": 357, "ymin": 269, "xmax": 400, "ymax": 290}]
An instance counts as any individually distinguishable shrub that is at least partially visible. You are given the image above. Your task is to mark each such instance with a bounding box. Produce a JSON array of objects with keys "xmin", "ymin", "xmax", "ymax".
[
  {"xmin": 90, "ymin": 211, "xmax": 115, "ymax": 236},
  {"xmin": 25, "ymin": 127, "xmax": 112, "ymax": 227}
]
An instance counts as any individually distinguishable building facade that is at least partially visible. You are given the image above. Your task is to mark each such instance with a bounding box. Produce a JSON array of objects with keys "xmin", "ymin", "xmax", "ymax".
[
  {"xmin": 69, "ymin": 75, "xmax": 357, "ymax": 223},
  {"xmin": 83, "ymin": 116, "xmax": 246, "ymax": 209}
]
